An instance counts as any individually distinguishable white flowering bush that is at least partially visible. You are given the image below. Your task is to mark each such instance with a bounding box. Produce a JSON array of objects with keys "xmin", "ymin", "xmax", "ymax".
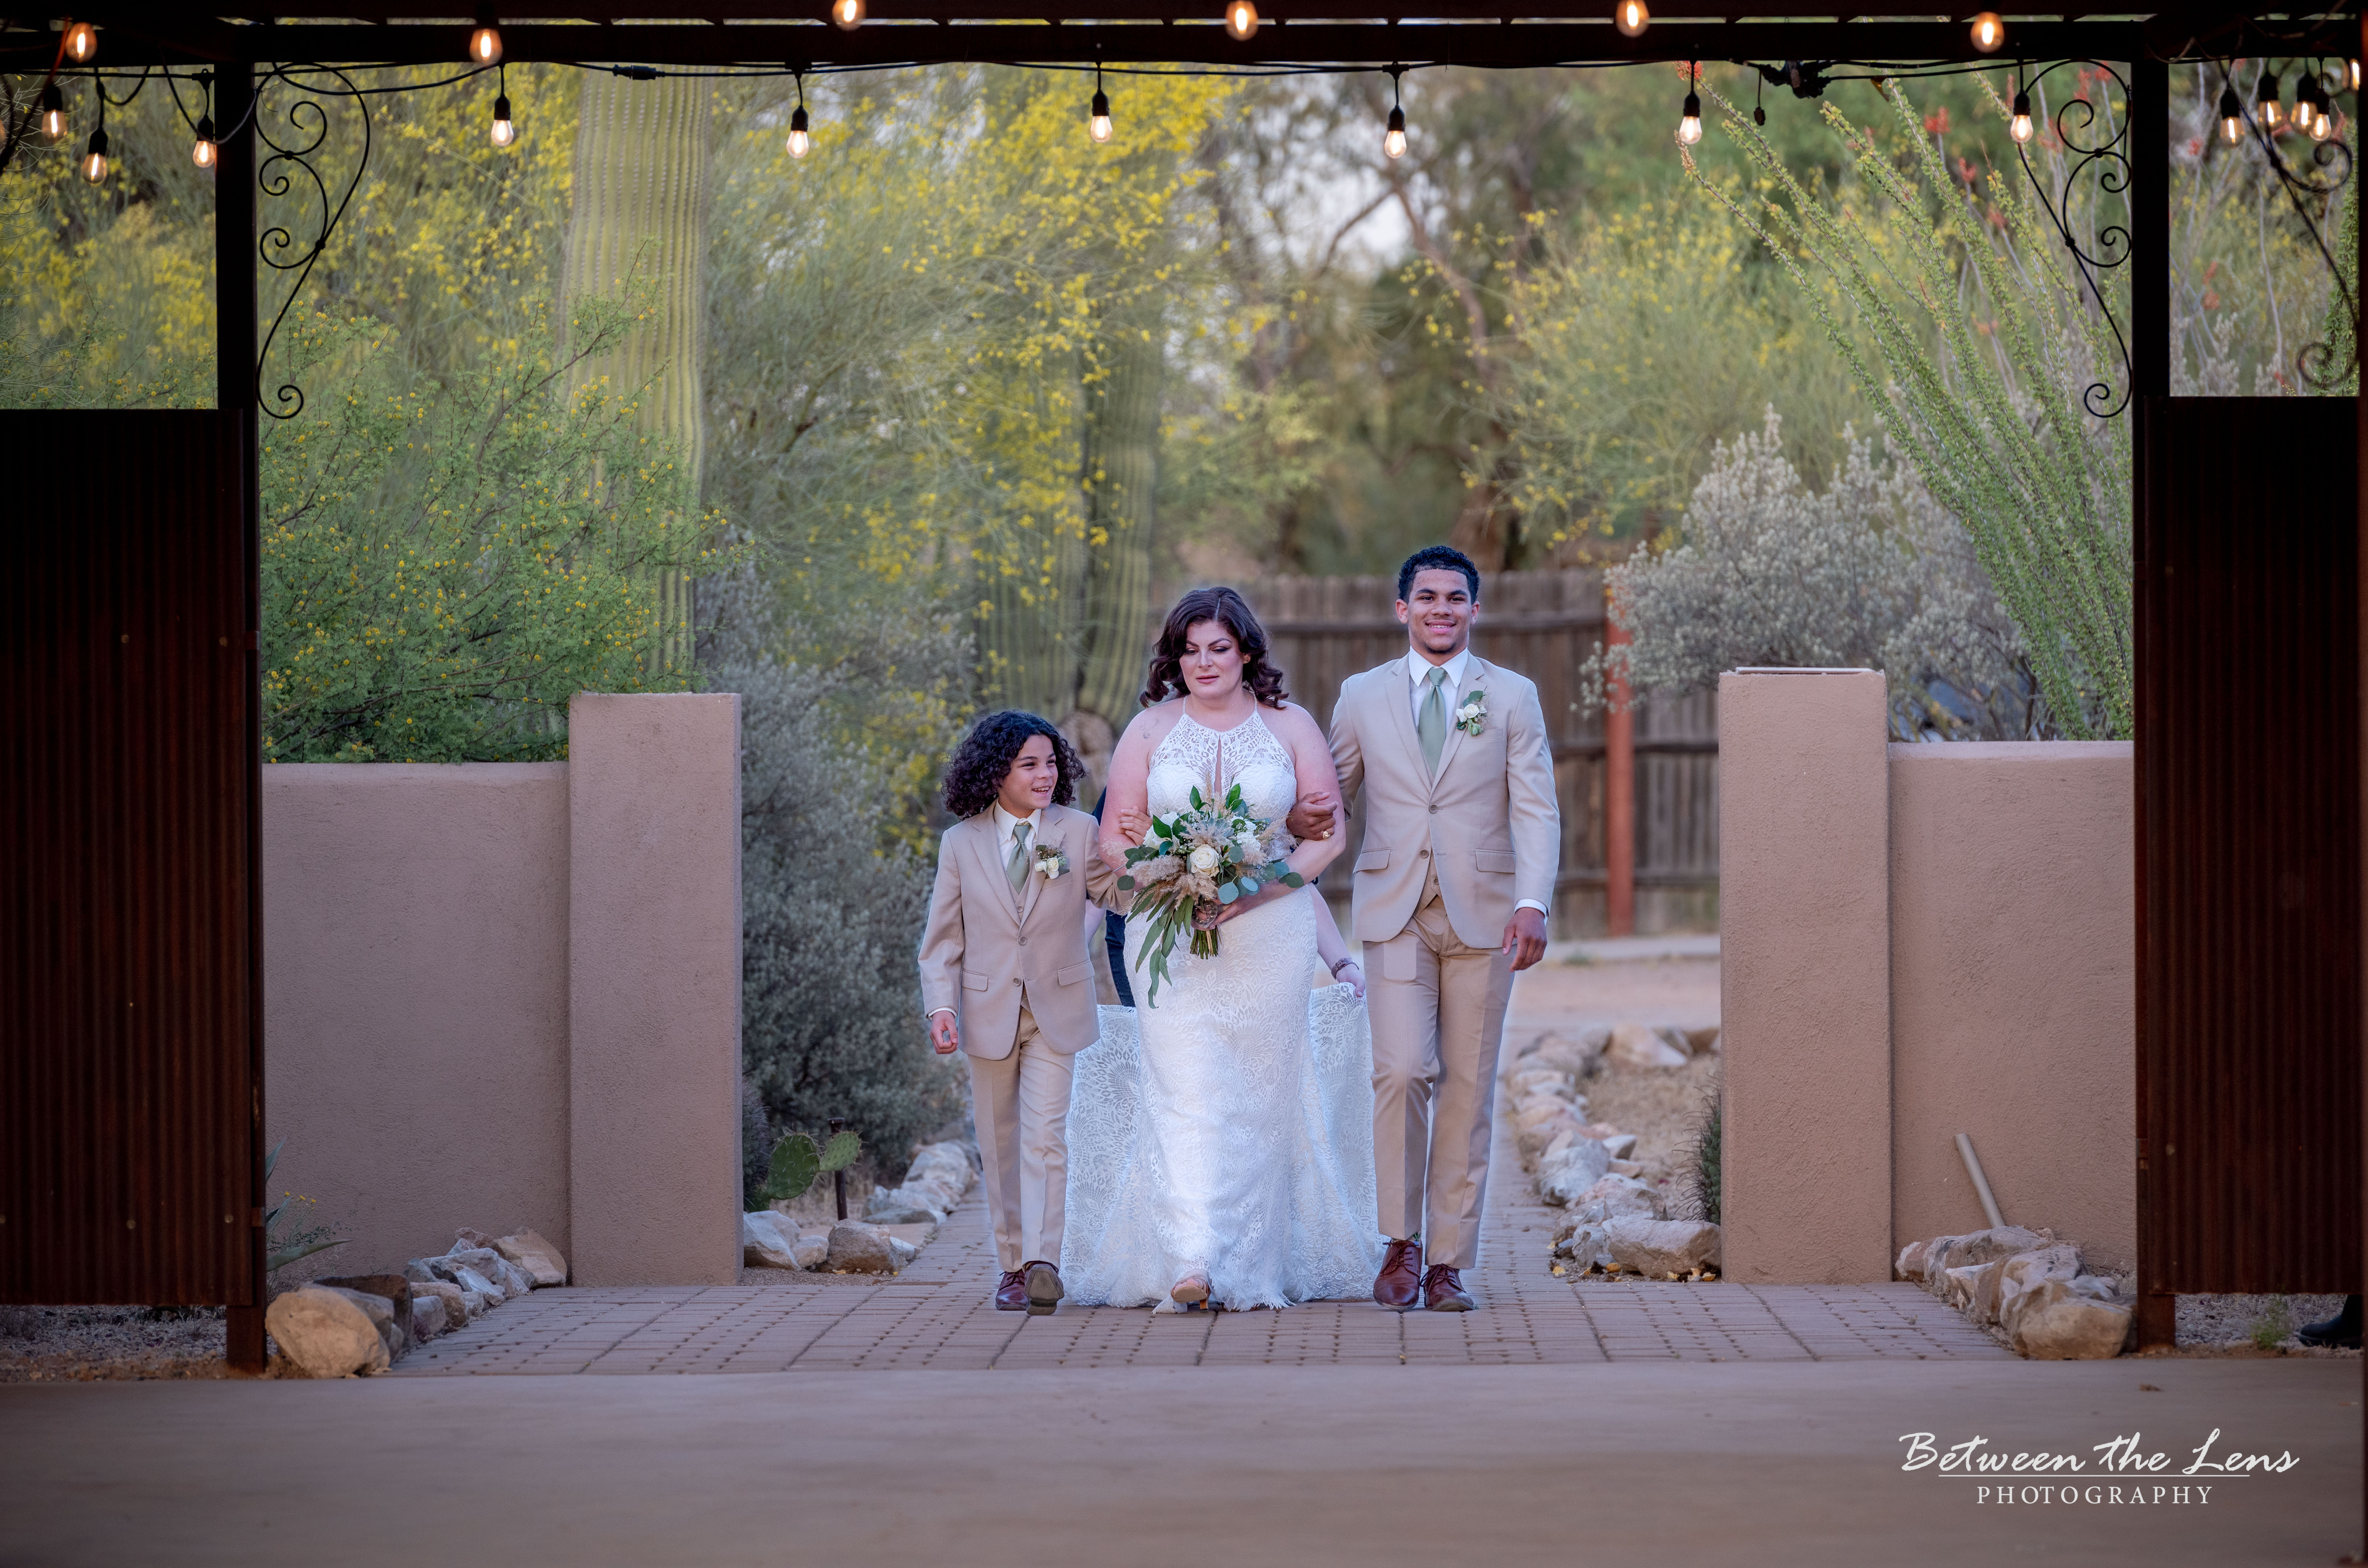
[{"xmin": 1593, "ymin": 409, "xmax": 2044, "ymax": 740}]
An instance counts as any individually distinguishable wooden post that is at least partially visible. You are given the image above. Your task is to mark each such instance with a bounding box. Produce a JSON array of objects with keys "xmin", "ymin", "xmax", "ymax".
[
  {"xmin": 1604, "ymin": 590, "xmax": 1635, "ymax": 938},
  {"xmin": 217, "ymin": 57, "xmax": 267, "ymax": 1375}
]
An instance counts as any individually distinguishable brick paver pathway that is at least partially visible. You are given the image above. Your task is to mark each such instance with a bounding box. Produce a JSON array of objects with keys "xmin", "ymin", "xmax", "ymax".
[{"xmin": 396, "ymin": 1104, "xmax": 2007, "ymax": 1376}]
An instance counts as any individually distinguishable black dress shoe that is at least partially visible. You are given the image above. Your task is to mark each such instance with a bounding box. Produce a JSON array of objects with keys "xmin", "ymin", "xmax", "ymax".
[{"xmin": 2297, "ymin": 1295, "xmax": 2361, "ymax": 1349}]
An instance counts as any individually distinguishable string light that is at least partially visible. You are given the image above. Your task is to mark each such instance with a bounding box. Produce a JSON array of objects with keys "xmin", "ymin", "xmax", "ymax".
[
  {"xmin": 2009, "ymin": 79, "xmax": 2033, "ymax": 144},
  {"xmin": 38, "ymin": 83, "xmax": 66, "ymax": 143},
  {"xmin": 1088, "ymin": 63, "xmax": 1112, "ymax": 144},
  {"xmin": 2295, "ymin": 71, "xmax": 2326, "ymax": 139},
  {"xmin": 2217, "ymin": 77, "xmax": 2244, "ymax": 145},
  {"xmin": 832, "ymin": 0, "xmax": 866, "ymax": 29},
  {"xmin": 1384, "ymin": 65, "xmax": 1407, "ymax": 159},
  {"xmin": 192, "ymin": 113, "xmax": 218, "ymax": 169},
  {"xmin": 1615, "ymin": 0, "xmax": 1649, "ymax": 39},
  {"xmin": 1677, "ymin": 61, "xmax": 1701, "ymax": 146},
  {"xmin": 78, "ymin": 71, "xmax": 105, "ymax": 183},
  {"xmin": 64, "ymin": 22, "xmax": 98, "ymax": 64},
  {"xmin": 1225, "ymin": 0, "xmax": 1259, "ymax": 41},
  {"xmin": 2256, "ymin": 69, "xmax": 2283, "ymax": 129},
  {"xmin": 468, "ymin": 23, "xmax": 502, "ymax": 65},
  {"xmin": 1969, "ymin": 12, "xmax": 2005, "ymax": 54},
  {"xmin": 489, "ymin": 64, "xmax": 516, "ymax": 148},
  {"xmin": 2351, "ymin": 59, "xmax": 2361, "ymax": 93},
  {"xmin": 788, "ymin": 72, "xmax": 811, "ymax": 159}
]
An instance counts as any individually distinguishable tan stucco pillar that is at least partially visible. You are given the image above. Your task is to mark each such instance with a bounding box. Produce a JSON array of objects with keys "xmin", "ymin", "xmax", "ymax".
[
  {"xmin": 568, "ymin": 693, "xmax": 743, "ymax": 1286},
  {"xmin": 1718, "ymin": 669, "xmax": 1892, "ymax": 1283}
]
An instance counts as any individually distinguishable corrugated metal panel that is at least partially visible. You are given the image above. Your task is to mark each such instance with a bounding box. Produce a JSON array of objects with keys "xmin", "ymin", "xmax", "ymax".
[
  {"xmin": 1, "ymin": 410, "xmax": 259, "ymax": 1305},
  {"xmin": 2136, "ymin": 395, "xmax": 2361, "ymax": 1304}
]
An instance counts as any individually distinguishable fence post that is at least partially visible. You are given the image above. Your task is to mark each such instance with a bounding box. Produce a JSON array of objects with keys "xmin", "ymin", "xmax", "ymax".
[{"xmin": 1605, "ymin": 591, "xmax": 1635, "ymax": 938}]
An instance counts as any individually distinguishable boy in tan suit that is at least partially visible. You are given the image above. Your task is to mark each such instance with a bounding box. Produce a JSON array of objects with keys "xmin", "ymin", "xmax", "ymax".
[
  {"xmin": 1290, "ymin": 546, "xmax": 1560, "ymax": 1311},
  {"xmin": 918, "ymin": 711, "xmax": 1117, "ymax": 1315}
]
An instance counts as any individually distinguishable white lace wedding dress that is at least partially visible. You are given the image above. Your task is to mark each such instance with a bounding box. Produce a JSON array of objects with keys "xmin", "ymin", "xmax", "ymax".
[{"xmin": 1062, "ymin": 708, "xmax": 1383, "ymax": 1310}]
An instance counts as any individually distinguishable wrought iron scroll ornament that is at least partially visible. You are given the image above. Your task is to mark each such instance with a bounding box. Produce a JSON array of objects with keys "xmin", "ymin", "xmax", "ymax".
[
  {"xmin": 254, "ymin": 65, "xmax": 372, "ymax": 422},
  {"xmin": 2010, "ymin": 59, "xmax": 2135, "ymax": 420},
  {"xmin": 2233, "ymin": 59, "xmax": 2358, "ymax": 393}
]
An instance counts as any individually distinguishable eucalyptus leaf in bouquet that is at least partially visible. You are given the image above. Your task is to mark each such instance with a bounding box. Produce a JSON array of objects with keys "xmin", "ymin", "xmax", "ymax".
[{"xmin": 1115, "ymin": 779, "xmax": 1302, "ymax": 1006}]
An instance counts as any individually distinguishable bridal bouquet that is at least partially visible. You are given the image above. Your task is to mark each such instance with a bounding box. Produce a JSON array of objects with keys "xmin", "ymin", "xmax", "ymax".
[{"xmin": 1117, "ymin": 780, "xmax": 1302, "ymax": 1006}]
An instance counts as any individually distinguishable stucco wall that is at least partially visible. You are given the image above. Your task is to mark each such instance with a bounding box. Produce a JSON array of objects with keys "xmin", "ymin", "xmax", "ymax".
[
  {"xmin": 1718, "ymin": 670, "xmax": 1894, "ymax": 1284},
  {"xmin": 261, "ymin": 694, "xmax": 743, "ymax": 1285},
  {"xmin": 1889, "ymin": 742, "xmax": 2135, "ymax": 1272},
  {"xmin": 264, "ymin": 764, "xmax": 572, "ymax": 1275}
]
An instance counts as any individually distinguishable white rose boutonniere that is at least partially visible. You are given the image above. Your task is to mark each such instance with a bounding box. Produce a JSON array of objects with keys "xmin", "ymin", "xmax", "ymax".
[
  {"xmin": 1454, "ymin": 689, "xmax": 1488, "ymax": 737},
  {"xmin": 1034, "ymin": 843, "xmax": 1069, "ymax": 881}
]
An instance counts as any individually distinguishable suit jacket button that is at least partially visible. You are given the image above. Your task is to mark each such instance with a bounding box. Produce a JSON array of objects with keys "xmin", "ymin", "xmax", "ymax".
[
  {"xmin": 1428, "ymin": 804, "xmax": 1438, "ymax": 813},
  {"xmin": 1019, "ymin": 936, "xmax": 1028, "ymax": 945},
  {"xmin": 1418, "ymin": 847, "xmax": 1430, "ymax": 857}
]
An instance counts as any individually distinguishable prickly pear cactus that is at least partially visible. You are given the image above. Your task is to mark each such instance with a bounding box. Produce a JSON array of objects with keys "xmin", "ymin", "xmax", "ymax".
[
  {"xmin": 765, "ymin": 1128, "xmax": 863, "ymax": 1202},
  {"xmin": 817, "ymin": 1129, "xmax": 861, "ymax": 1174}
]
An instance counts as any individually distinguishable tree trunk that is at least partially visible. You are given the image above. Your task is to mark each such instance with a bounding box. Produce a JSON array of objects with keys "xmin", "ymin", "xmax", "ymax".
[{"xmin": 1076, "ymin": 312, "xmax": 1162, "ymax": 732}]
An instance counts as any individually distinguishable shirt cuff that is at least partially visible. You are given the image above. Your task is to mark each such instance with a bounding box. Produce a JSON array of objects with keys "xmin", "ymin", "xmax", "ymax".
[
  {"xmin": 924, "ymin": 1007, "xmax": 956, "ymax": 1021},
  {"xmin": 1515, "ymin": 900, "xmax": 1549, "ymax": 917}
]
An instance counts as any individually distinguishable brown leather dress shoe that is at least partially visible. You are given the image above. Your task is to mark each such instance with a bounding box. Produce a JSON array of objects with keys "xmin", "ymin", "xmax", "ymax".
[
  {"xmin": 1373, "ymin": 1238, "xmax": 1423, "ymax": 1311},
  {"xmin": 1024, "ymin": 1260, "xmax": 1064, "ymax": 1316},
  {"xmin": 994, "ymin": 1268, "xmax": 1030, "ymax": 1311},
  {"xmin": 1422, "ymin": 1264, "xmax": 1475, "ymax": 1312}
]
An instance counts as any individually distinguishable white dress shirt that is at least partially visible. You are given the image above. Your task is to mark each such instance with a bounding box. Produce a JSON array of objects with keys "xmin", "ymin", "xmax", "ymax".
[{"xmin": 1404, "ymin": 644, "xmax": 1546, "ymax": 920}]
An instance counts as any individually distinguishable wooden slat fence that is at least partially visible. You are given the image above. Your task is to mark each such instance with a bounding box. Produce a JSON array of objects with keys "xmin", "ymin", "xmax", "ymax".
[{"xmin": 1243, "ymin": 571, "xmax": 1718, "ymax": 936}]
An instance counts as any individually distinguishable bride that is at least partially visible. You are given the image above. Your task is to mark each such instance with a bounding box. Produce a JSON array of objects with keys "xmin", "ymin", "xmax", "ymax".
[{"xmin": 1061, "ymin": 586, "xmax": 1383, "ymax": 1311}]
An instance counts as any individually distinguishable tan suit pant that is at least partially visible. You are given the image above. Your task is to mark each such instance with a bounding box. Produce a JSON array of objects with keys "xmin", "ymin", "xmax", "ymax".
[
  {"xmin": 967, "ymin": 1007, "xmax": 1073, "ymax": 1272},
  {"xmin": 1366, "ymin": 870, "xmax": 1514, "ymax": 1270}
]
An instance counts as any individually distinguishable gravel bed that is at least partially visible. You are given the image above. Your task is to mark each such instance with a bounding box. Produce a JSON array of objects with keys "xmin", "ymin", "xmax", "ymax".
[
  {"xmin": 2175, "ymin": 1292, "xmax": 2354, "ymax": 1351},
  {"xmin": 0, "ymin": 1305, "xmax": 255, "ymax": 1382},
  {"xmin": 1575, "ymin": 1054, "xmax": 1722, "ymax": 1215}
]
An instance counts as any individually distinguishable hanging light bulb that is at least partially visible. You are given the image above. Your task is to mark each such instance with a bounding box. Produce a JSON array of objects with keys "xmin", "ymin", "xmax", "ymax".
[
  {"xmin": 1615, "ymin": 0, "xmax": 1649, "ymax": 38},
  {"xmin": 787, "ymin": 104, "xmax": 810, "ymax": 159},
  {"xmin": 38, "ymin": 83, "xmax": 66, "ymax": 143},
  {"xmin": 64, "ymin": 22, "xmax": 98, "ymax": 64},
  {"xmin": 2293, "ymin": 71, "xmax": 2321, "ymax": 136},
  {"xmin": 468, "ymin": 25, "xmax": 502, "ymax": 65},
  {"xmin": 2312, "ymin": 99, "xmax": 2335, "ymax": 141},
  {"xmin": 1969, "ymin": 13, "xmax": 2005, "ymax": 54},
  {"xmin": 2009, "ymin": 89, "xmax": 2034, "ymax": 144},
  {"xmin": 1383, "ymin": 104, "xmax": 1408, "ymax": 160},
  {"xmin": 2350, "ymin": 59, "xmax": 2361, "ymax": 93},
  {"xmin": 832, "ymin": 0, "xmax": 866, "ymax": 29},
  {"xmin": 79, "ymin": 124, "xmax": 107, "ymax": 183},
  {"xmin": 1225, "ymin": 0, "xmax": 1259, "ymax": 40},
  {"xmin": 2256, "ymin": 70, "xmax": 2284, "ymax": 129},
  {"xmin": 192, "ymin": 114, "xmax": 218, "ymax": 169},
  {"xmin": 2217, "ymin": 81, "xmax": 2245, "ymax": 145},
  {"xmin": 489, "ymin": 94, "xmax": 516, "ymax": 147},
  {"xmin": 1089, "ymin": 62, "xmax": 1113, "ymax": 145},
  {"xmin": 1677, "ymin": 63, "xmax": 1702, "ymax": 146}
]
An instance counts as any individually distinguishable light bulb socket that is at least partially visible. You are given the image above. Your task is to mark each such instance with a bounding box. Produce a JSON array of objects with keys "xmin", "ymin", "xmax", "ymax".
[
  {"xmin": 1682, "ymin": 90, "xmax": 1701, "ymax": 119},
  {"xmin": 2217, "ymin": 85, "xmax": 2243, "ymax": 123},
  {"xmin": 493, "ymin": 93, "xmax": 511, "ymax": 121},
  {"xmin": 2257, "ymin": 70, "xmax": 2283, "ymax": 126},
  {"xmin": 791, "ymin": 105, "xmax": 809, "ymax": 135},
  {"xmin": 1091, "ymin": 89, "xmax": 1110, "ymax": 120},
  {"xmin": 1387, "ymin": 105, "xmax": 1406, "ymax": 134},
  {"xmin": 2011, "ymin": 89, "xmax": 2031, "ymax": 119}
]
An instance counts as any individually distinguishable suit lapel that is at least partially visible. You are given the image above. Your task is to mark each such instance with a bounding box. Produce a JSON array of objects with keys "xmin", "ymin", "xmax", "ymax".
[
  {"xmin": 968, "ymin": 814, "xmax": 1021, "ymax": 928},
  {"xmin": 1382, "ymin": 659, "xmax": 1431, "ymax": 796},
  {"xmin": 1432, "ymin": 655, "xmax": 1488, "ymax": 785}
]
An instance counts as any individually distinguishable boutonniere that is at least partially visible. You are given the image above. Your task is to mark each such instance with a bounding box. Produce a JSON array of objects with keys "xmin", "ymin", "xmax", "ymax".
[
  {"xmin": 1454, "ymin": 689, "xmax": 1489, "ymax": 737},
  {"xmin": 1033, "ymin": 843, "xmax": 1070, "ymax": 881}
]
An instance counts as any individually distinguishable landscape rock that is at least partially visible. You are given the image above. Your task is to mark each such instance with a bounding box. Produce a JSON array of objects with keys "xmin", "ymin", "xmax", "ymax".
[
  {"xmin": 450, "ymin": 1265, "xmax": 503, "ymax": 1301},
  {"xmin": 411, "ymin": 1278, "xmax": 466, "ymax": 1327},
  {"xmin": 2005, "ymin": 1278, "xmax": 2134, "ymax": 1359},
  {"xmin": 1509, "ymin": 1067, "xmax": 1577, "ymax": 1102},
  {"xmin": 793, "ymin": 1233, "xmax": 830, "ymax": 1270},
  {"xmin": 410, "ymin": 1293, "xmax": 449, "ymax": 1341},
  {"xmin": 1516, "ymin": 1108, "xmax": 1588, "ymax": 1161},
  {"xmin": 1921, "ymin": 1227, "xmax": 2047, "ymax": 1289},
  {"xmin": 426, "ymin": 1247, "xmax": 525, "ymax": 1300},
  {"xmin": 1566, "ymin": 1173, "xmax": 1662, "ymax": 1223},
  {"xmin": 1895, "ymin": 1239, "xmax": 1933, "ymax": 1283},
  {"xmin": 888, "ymin": 1236, "xmax": 920, "ymax": 1267},
  {"xmin": 1995, "ymin": 1246, "xmax": 2084, "ymax": 1325},
  {"xmin": 1535, "ymin": 1136, "xmax": 1613, "ymax": 1204},
  {"xmin": 1939, "ymin": 1264, "xmax": 1985, "ymax": 1312},
  {"xmin": 454, "ymin": 1227, "xmax": 500, "ymax": 1251},
  {"xmin": 458, "ymin": 1289, "xmax": 494, "ymax": 1319},
  {"xmin": 1600, "ymin": 1133, "xmax": 1638, "ymax": 1161},
  {"xmin": 1519, "ymin": 1028, "xmax": 1608, "ymax": 1077},
  {"xmin": 266, "ymin": 1285, "xmax": 391, "ymax": 1378},
  {"xmin": 314, "ymin": 1274, "xmax": 414, "ymax": 1359},
  {"xmin": 1685, "ymin": 1026, "xmax": 1722, "ymax": 1055},
  {"xmin": 1606, "ymin": 1217, "xmax": 1721, "ymax": 1277},
  {"xmin": 1604, "ymin": 1021, "xmax": 1690, "ymax": 1072},
  {"xmin": 494, "ymin": 1230, "xmax": 568, "ymax": 1287},
  {"xmin": 825, "ymin": 1221, "xmax": 898, "ymax": 1274},
  {"xmin": 1550, "ymin": 1212, "xmax": 1614, "ymax": 1269},
  {"xmin": 743, "ymin": 1211, "xmax": 805, "ymax": 1269}
]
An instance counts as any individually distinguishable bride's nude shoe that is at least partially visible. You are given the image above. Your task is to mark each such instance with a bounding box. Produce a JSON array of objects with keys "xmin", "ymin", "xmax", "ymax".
[{"xmin": 1170, "ymin": 1269, "xmax": 1212, "ymax": 1308}]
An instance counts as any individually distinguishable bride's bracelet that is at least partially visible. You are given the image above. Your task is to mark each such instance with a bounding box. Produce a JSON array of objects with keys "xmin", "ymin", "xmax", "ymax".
[{"xmin": 1328, "ymin": 956, "xmax": 1359, "ymax": 976}]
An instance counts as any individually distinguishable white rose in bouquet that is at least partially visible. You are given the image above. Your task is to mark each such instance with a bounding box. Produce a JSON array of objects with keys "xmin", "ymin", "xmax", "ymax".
[{"xmin": 1187, "ymin": 844, "xmax": 1222, "ymax": 875}]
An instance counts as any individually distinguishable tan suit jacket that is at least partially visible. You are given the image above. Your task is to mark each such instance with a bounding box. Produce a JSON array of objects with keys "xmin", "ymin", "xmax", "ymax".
[
  {"xmin": 917, "ymin": 803, "xmax": 1117, "ymax": 1059},
  {"xmin": 1330, "ymin": 653, "xmax": 1560, "ymax": 949}
]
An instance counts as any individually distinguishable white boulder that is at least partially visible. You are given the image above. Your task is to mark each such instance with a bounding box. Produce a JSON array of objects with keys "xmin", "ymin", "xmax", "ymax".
[
  {"xmin": 1535, "ymin": 1136, "xmax": 1613, "ymax": 1205},
  {"xmin": 266, "ymin": 1285, "xmax": 391, "ymax": 1378},
  {"xmin": 887, "ymin": 1236, "xmax": 920, "ymax": 1267},
  {"xmin": 743, "ymin": 1210, "xmax": 805, "ymax": 1269},
  {"xmin": 494, "ymin": 1230, "xmax": 568, "ymax": 1287},
  {"xmin": 1604, "ymin": 1021, "xmax": 1689, "ymax": 1071},
  {"xmin": 1606, "ymin": 1217, "xmax": 1721, "ymax": 1277},
  {"xmin": 1568, "ymin": 1173, "xmax": 1662, "ymax": 1222},
  {"xmin": 410, "ymin": 1292, "xmax": 449, "ymax": 1341},
  {"xmin": 2005, "ymin": 1278, "xmax": 2133, "ymax": 1359},
  {"xmin": 825, "ymin": 1221, "xmax": 898, "ymax": 1274},
  {"xmin": 793, "ymin": 1232, "xmax": 830, "ymax": 1270}
]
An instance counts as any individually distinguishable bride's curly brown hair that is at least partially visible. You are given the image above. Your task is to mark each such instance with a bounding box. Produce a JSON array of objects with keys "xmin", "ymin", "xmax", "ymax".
[
  {"xmin": 1140, "ymin": 587, "xmax": 1290, "ymax": 709},
  {"xmin": 940, "ymin": 710, "xmax": 1084, "ymax": 820}
]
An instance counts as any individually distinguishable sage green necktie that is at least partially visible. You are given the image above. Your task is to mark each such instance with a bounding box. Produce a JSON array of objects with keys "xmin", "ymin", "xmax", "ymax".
[
  {"xmin": 1418, "ymin": 666, "xmax": 1449, "ymax": 776},
  {"xmin": 1006, "ymin": 822, "xmax": 1032, "ymax": 896}
]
